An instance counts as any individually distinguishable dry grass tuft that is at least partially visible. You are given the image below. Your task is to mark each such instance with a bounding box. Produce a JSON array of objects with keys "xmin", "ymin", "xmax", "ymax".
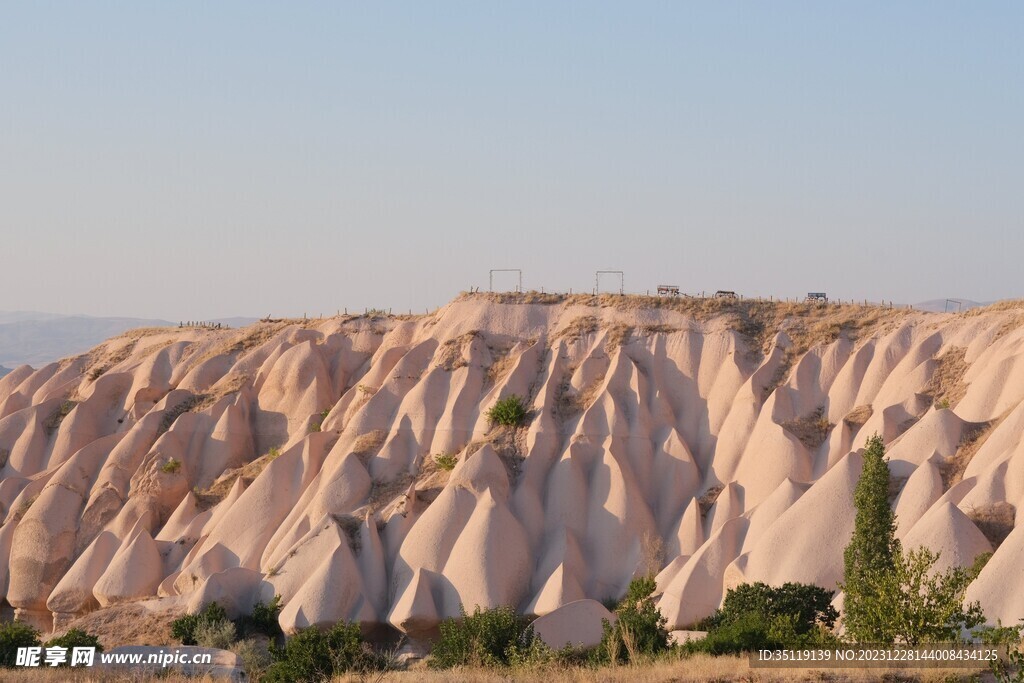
[
  {"xmin": 556, "ymin": 316, "xmax": 600, "ymax": 342},
  {"xmin": 156, "ymin": 395, "xmax": 202, "ymax": 436},
  {"xmin": 553, "ymin": 372, "xmax": 605, "ymax": 423},
  {"xmin": 53, "ymin": 601, "xmax": 179, "ymax": 649},
  {"xmin": 966, "ymin": 501, "xmax": 1016, "ymax": 550},
  {"xmin": 484, "ymin": 345, "xmax": 516, "ymax": 388},
  {"xmin": 638, "ymin": 323, "xmax": 679, "ymax": 336},
  {"xmin": 437, "ymin": 331, "xmax": 483, "ymax": 371},
  {"xmin": 843, "ymin": 405, "xmax": 873, "ymax": 428},
  {"xmin": 194, "ymin": 448, "xmax": 280, "ymax": 510},
  {"xmin": 604, "ymin": 323, "xmax": 634, "ymax": 350},
  {"xmin": 698, "ymin": 485, "xmax": 725, "ymax": 519},
  {"xmin": 43, "ymin": 399, "xmax": 77, "ymax": 436},
  {"xmin": 353, "ymin": 430, "xmax": 388, "ymax": 463},
  {"xmin": 780, "ymin": 407, "xmax": 833, "ymax": 450},
  {"xmin": 938, "ymin": 414, "xmax": 1004, "ymax": 490},
  {"xmin": 923, "ymin": 347, "xmax": 969, "ymax": 409}
]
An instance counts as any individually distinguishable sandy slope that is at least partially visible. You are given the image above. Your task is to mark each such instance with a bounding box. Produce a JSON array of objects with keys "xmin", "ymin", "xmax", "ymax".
[{"xmin": 0, "ymin": 293, "xmax": 1021, "ymax": 638}]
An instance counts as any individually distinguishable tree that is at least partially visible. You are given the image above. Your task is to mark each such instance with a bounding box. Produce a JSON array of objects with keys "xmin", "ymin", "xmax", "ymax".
[
  {"xmin": 872, "ymin": 547, "xmax": 985, "ymax": 645},
  {"xmin": 840, "ymin": 434, "xmax": 901, "ymax": 642},
  {"xmin": 841, "ymin": 434, "xmax": 988, "ymax": 645}
]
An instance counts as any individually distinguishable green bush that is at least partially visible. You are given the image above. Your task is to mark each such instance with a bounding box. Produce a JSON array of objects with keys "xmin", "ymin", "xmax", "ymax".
[
  {"xmin": 700, "ymin": 582, "xmax": 838, "ymax": 636},
  {"xmin": 597, "ymin": 577, "xmax": 670, "ymax": 664},
  {"xmin": 486, "ymin": 395, "xmax": 528, "ymax": 427},
  {"xmin": 265, "ymin": 622, "xmax": 375, "ymax": 682},
  {"xmin": 687, "ymin": 611, "xmax": 839, "ymax": 656},
  {"xmin": 237, "ymin": 596, "xmax": 283, "ymax": 639},
  {"xmin": 171, "ymin": 602, "xmax": 229, "ymax": 645},
  {"xmin": 44, "ymin": 628, "xmax": 104, "ymax": 662},
  {"xmin": 160, "ymin": 458, "xmax": 182, "ymax": 474},
  {"xmin": 0, "ymin": 621, "xmax": 41, "ymax": 667},
  {"xmin": 434, "ymin": 453, "xmax": 458, "ymax": 471},
  {"xmin": 430, "ymin": 605, "xmax": 536, "ymax": 668}
]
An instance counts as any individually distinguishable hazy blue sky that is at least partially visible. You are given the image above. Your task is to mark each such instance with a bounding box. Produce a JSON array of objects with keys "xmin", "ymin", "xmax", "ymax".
[{"xmin": 2, "ymin": 2, "xmax": 1022, "ymax": 319}]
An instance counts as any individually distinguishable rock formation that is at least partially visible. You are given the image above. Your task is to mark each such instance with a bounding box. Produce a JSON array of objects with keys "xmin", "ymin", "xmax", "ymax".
[{"xmin": 0, "ymin": 293, "xmax": 1021, "ymax": 635}]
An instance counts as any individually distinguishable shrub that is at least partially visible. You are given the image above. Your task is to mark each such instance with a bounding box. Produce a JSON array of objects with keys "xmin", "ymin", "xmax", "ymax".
[
  {"xmin": 160, "ymin": 458, "xmax": 182, "ymax": 474},
  {"xmin": 0, "ymin": 621, "xmax": 41, "ymax": 667},
  {"xmin": 265, "ymin": 622, "xmax": 374, "ymax": 682},
  {"xmin": 171, "ymin": 602, "xmax": 229, "ymax": 646},
  {"xmin": 688, "ymin": 611, "xmax": 841, "ymax": 656},
  {"xmin": 232, "ymin": 638, "xmax": 273, "ymax": 681},
  {"xmin": 195, "ymin": 619, "xmax": 237, "ymax": 650},
  {"xmin": 434, "ymin": 453, "xmax": 458, "ymax": 471},
  {"xmin": 237, "ymin": 596, "xmax": 283, "ymax": 639},
  {"xmin": 267, "ymin": 445, "xmax": 281, "ymax": 460},
  {"xmin": 486, "ymin": 395, "xmax": 528, "ymax": 427},
  {"xmin": 700, "ymin": 582, "xmax": 838, "ymax": 636},
  {"xmin": 309, "ymin": 408, "xmax": 332, "ymax": 433},
  {"xmin": 430, "ymin": 605, "xmax": 536, "ymax": 668},
  {"xmin": 44, "ymin": 628, "xmax": 104, "ymax": 661},
  {"xmin": 598, "ymin": 577, "xmax": 670, "ymax": 664}
]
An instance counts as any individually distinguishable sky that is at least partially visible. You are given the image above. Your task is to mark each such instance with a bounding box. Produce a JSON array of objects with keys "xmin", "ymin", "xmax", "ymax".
[{"xmin": 1, "ymin": 2, "xmax": 1022, "ymax": 320}]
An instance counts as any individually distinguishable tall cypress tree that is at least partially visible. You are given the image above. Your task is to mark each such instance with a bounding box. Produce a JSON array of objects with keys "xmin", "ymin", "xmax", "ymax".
[{"xmin": 840, "ymin": 434, "xmax": 901, "ymax": 642}]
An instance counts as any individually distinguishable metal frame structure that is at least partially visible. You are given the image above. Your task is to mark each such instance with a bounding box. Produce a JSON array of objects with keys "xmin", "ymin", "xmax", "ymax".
[
  {"xmin": 489, "ymin": 269, "xmax": 522, "ymax": 293},
  {"xmin": 944, "ymin": 299, "xmax": 964, "ymax": 313},
  {"xmin": 595, "ymin": 270, "xmax": 624, "ymax": 295},
  {"xmin": 657, "ymin": 285, "xmax": 681, "ymax": 297}
]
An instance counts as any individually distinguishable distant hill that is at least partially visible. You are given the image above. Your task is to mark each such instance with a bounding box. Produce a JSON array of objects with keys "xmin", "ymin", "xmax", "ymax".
[
  {"xmin": 0, "ymin": 313, "xmax": 172, "ymax": 368},
  {"xmin": 913, "ymin": 299, "xmax": 989, "ymax": 313},
  {"xmin": 0, "ymin": 312, "xmax": 261, "ymax": 368},
  {"xmin": 0, "ymin": 365, "xmax": 10, "ymax": 379}
]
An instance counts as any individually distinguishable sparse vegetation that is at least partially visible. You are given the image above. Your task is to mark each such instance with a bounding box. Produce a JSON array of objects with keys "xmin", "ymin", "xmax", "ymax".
[
  {"xmin": 434, "ymin": 453, "xmax": 458, "ymax": 471},
  {"xmin": 939, "ymin": 416, "xmax": 1001, "ymax": 490},
  {"xmin": 308, "ymin": 408, "xmax": 331, "ymax": 433},
  {"xmin": 697, "ymin": 485, "xmax": 725, "ymax": 519},
  {"xmin": 924, "ymin": 346, "xmax": 969, "ymax": 410},
  {"xmin": 160, "ymin": 458, "xmax": 182, "ymax": 474},
  {"xmin": 43, "ymin": 400, "xmax": 76, "ymax": 436},
  {"xmin": 967, "ymin": 502, "xmax": 1016, "ymax": 549},
  {"xmin": 487, "ymin": 394, "xmax": 528, "ymax": 427},
  {"xmin": 556, "ymin": 316, "xmax": 599, "ymax": 342},
  {"xmin": 353, "ymin": 429, "xmax": 387, "ymax": 462},
  {"xmin": 780, "ymin": 407, "xmax": 833, "ymax": 450},
  {"xmin": 604, "ymin": 323, "xmax": 633, "ymax": 350},
  {"xmin": 156, "ymin": 395, "xmax": 201, "ymax": 436}
]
